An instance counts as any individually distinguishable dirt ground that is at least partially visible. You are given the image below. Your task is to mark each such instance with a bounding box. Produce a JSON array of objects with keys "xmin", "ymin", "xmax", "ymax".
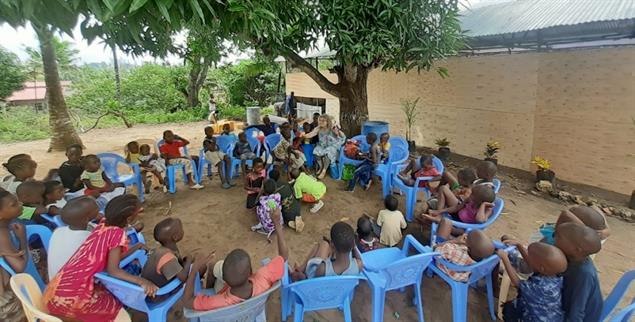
[{"xmin": 1, "ymin": 122, "xmax": 633, "ymax": 322}]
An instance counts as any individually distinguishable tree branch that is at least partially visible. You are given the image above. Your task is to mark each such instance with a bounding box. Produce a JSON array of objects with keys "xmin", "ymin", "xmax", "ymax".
[{"xmin": 281, "ymin": 48, "xmax": 341, "ymax": 97}]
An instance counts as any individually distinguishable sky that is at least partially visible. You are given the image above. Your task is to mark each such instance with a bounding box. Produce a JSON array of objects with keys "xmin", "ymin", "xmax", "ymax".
[{"xmin": 0, "ymin": 0, "xmax": 495, "ymax": 66}]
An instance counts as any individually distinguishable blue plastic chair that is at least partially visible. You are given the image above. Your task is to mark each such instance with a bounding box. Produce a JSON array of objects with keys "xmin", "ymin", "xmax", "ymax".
[
  {"xmin": 97, "ymin": 153, "xmax": 145, "ymax": 202},
  {"xmin": 0, "ymin": 225, "xmax": 52, "ymax": 291},
  {"xmin": 374, "ymin": 146, "xmax": 409, "ymax": 198},
  {"xmin": 264, "ymin": 133, "xmax": 283, "ymax": 164},
  {"xmin": 388, "ymin": 137, "xmax": 408, "ymax": 151},
  {"xmin": 362, "ymin": 235, "xmax": 438, "ymax": 322},
  {"xmin": 227, "ymin": 142, "xmax": 256, "ymax": 178},
  {"xmin": 244, "ymin": 127, "xmax": 264, "ymax": 156},
  {"xmin": 338, "ymin": 135, "xmax": 369, "ymax": 180},
  {"xmin": 199, "ymin": 136, "xmax": 238, "ymax": 181},
  {"xmin": 281, "ymin": 262, "xmax": 365, "ymax": 322},
  {"xmin": 41, "ymin": 214, "xmax": 66, "ymax": 228},
  {"xmin": 156, "ymin": 139, "xmax": 199, "ymax": 193},
  {"xmin": 601, "ymin": 270, "xmax": 635, "ymax": 322},
  {"xmin": 492, "ymin": 178, "xmax": 501, "ymax": 193},
  {"xmin": 94, "ymin": 250, "xmax": 179, "ymax": 322},
  {"xmin": 428, "ymin": 245, "xmax": 510, "ymax": 322},
  {"xmin": 392, "ymin": 156, "xmax": 445, "ymax": 222},
  {"xmin": 430, "ymin": 197, "xmax": 505, "ymax": 246}
]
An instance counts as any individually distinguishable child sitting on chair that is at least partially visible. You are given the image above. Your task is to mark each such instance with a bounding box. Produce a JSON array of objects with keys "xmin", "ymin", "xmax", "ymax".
[
  {"xmin": 379, "ymin": 133, "xmax": 391, "ymax": 163},
  {"xmin": 346, "ymin": 132, "xmax": 379, "ymax": 192},
  {"xmin": 252, "ymin": 179, "xmax": 282, "ymax": 240},
  {"xmin": 203, "ymin": 127, "xmax": 234, "ymax": 189},
  {"xmin": 0, "ymin": 190, "xmax": 28, "ymax": 321},
  {"xmin": 423, "ymin": 184, "xmax": 495, "ymax": 227},
  {"xmin": 48, "ymin": 196, "xmax": 100, "ymax": 278},
  {"xmin": 291, "ymin": 222, "xmax": 363, "ymax": 281},
  {"xmin": 126, "ymin": 141, "xmax": 167, "ymax": 193},
  {"xmin": 289, "ymin": 169, "xmax": 326, "ymax": 214},
  {"xmin": 57, "ymin": 144, "xmax": 85, "ymax": 198},
  {"xmin": 220, "ymin": 123, "xmax": 238, "ymax": 140},
  {"xmin": 183, "ymin": 207, "xmax": 288, "ymax": 311},
  {"xmin": 497, "ymin": 241, "xmax": 568, "ymax": 322},
  {"xmin": 244, "ymin": 158, "xmax": 266, "ymax": 209},
  {"xmin": 16, "ymin": 181, "xmax": 58, "ymax": 224},
  {"xmin": 159, "ymin": 130, "xmax": 203, "ymax": 190},
  {"xmin": 234, "ymin": 132, "xmax": 257, "ymax": 176},
  {"xmin": 474, "ymin": 160, "xmax": 497, "ymax": 190},
  {"xmin": 80, "ymin": 154, "xmax": 126, "ymax": 200},
  {"xmin": 398, "ymin": 154, "xmax": 442, "ymax": 189},
  {"xmin": 376, "ymin": 195, "xmax": 407, "ymax": 247},
  {"xmin": 44, "ymin": 180, "xmax": 67, "ymax": 209},
  {"xmin": 272, "ymin": 124, "xmax": 307, "ymax": 173},
  {"xmin": 1, "ymin": 154, "xmax": 37, "ymax": 195},
  {"xmin": 434, "ymin": 226, "xmax": 495, "ymax": 282},
  {"xmin": 433, "ymin": 168, "xmax": 477, "ymax": 211},
  {"xmin": 356, "ymin": 216, "xmax": 381, "ymax": 253}
]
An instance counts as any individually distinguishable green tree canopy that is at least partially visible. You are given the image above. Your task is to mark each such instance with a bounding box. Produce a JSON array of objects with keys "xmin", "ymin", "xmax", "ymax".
[
  {"xmin": 24, "ymin": 36, "xmax": 79, "ymax": 80},
  {"xmin": 0, "ymin": 46, "xmax": 27, "ymax": 100}
]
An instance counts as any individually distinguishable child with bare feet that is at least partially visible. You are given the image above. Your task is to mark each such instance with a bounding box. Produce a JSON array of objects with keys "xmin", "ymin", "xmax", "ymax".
[
  {"xmin": 252, "ymin": 179, "xmax": 282, "ymax": 239},
  {"xmin": 497, "ymin": 241, "xmax": 568, "ymax": 321},
  {"xmin": 434, "ymin": 227, "xmax": 495, "ymax": 281},
  {"xmin": 433, "ymin": 168, "xmax": 477, "ymax": 210},
  {"xmin": 291, "ymin": 222, "xmax": 363, "ymax": 281},
  {"xmin": 398, "ymin": 154, "xmax": 442, "ymax": 189},
  {"xmin": 127, "ymin": 141, "xmax": 167, "ymax": 193},
  {"xmin": 422, "ymin": 184, "xmax": 495, "ymax": 229},
  {"xmin": 235, "ymin": 132, "xmax": 257, "ymax": 176}
]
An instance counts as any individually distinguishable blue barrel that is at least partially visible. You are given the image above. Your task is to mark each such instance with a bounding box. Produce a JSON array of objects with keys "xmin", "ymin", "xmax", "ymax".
[{"xmin": 362, "ymin": 121, "xmax": 389, "ymax": 137}]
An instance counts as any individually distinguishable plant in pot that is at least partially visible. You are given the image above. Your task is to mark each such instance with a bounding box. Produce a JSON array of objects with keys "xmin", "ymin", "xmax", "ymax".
[
  {"xmin": 435, "ymin": 137, "xmax": 451, "ymax": 161},
  {"xmin": 483, "ymin": 140, "xmax": 500, "ymax": 165},
  {"xmin": 532, "ymin": 156, "xmax": 555, "ymax": 182},
  {"xmin": 400, "ymin": 97, "xmax": 421, "ymax": 153}
]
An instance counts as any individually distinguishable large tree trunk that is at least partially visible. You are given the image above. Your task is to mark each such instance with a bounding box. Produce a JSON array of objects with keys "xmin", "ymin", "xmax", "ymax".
[
  {"xmin": 111, "ymin": 45, "xmax": 121, "ymax": 100},
  {"xmin": 338, "ymin": 65, "xmax": 369, "ymax": 137},
  {"xmin": 186, "ymin": 57, "xmax": 210, "ymax": 107},
  {"xmin": 35, "ymin": 26, "xmax": 83, "ymax": 152}
]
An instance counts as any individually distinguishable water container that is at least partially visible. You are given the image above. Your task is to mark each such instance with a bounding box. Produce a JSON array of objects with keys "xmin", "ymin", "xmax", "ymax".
[
  {"xmin": 362, "ymin": 121, "xmax": 389, "ymax": 137},
  {"xmin": 246, "ymin": 106, "xmax": 261, "ymax": 125}
]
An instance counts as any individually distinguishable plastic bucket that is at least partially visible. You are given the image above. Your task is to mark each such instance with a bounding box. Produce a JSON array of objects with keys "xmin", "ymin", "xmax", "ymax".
[{"xmin": 246, "ymin": 106, "xmax": 261, "ymax": 125}]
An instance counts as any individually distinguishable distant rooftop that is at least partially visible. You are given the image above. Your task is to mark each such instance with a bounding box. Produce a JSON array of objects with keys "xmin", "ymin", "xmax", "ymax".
[{"xmin": 7, "ymin": 80, "xmax": 72, "ymax": 104}]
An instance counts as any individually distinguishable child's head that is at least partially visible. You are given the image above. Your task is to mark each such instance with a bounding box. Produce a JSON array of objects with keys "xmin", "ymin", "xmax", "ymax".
[
  {"xmin": 384, "ymin": 195, "xmax": 398, "ymax": 211},
  {"xmin": 252, "ymin": 158, "xmax": 265, "ymax": 173},
  {"xmin": 356, "ymin": 217, "xmax": 373, "ymax": 240},
  {"xmin": 16, "ymin": 181, "xmax": 45, "ymax": 205},
  {"xmin": 61, "ymin": 196, "xmax": 99, "ymax": 229},
  {"xmin": 3, "ymin": 154, "xmax": 37, "ymax": 180},
  {"xmin": 569, "ymin": 206, "xmax": 607, "ymax": 234},
  {"xmin": 457, "ymin": 168, "xmax": 477, "ymax": 188},
  {"xmin": 262, "ymin": 179, "xmax": 277, "ymax": 195},
  {"xmin": 466, "ymin": 230, "xmax": 495, "ymax": 261},
  {"xmin": 65, "ymin": 144, "xmax": 83, "ymax": 163},
  {"xmin": 380, "ymin": 133, "xmax": 390, "ymax": 144},
  {"xmin": 238, "ymin": 132, "xmax": 247, "ymax": 143},
  {"xmin": 419, "ymin": 155, "xmax": 434, "ymax": 170},
  {"xmin": 204, "ymin": 126, "xmax": 215, "ymax": 138},
  {"xmin": 312, "ymin": 112, "xmax": 320, "ymax": 123},
  {"xmin": 163, "ymin": 130, "xmax": 175, "ymax": 143},
  {"xmin": 0, "ymin": 190, "xmax": 22, "ymax": 221},
  {"xmin": 104, "ymin": 194, "xmax": 143, "ymax": 228},
  {"xmin": 289, "ymin": 168, "xmax": 300, "ymax": 180},
  {"xmin": 81, "ymin": 154, "xmax": 101, "ymax": 172},
  {"xmin": 269, "ymin": 169, "xmax": 281, "ymax": 182},
  {"xmin": 302, "ymin": 122, "xmax": 311, "ymax": 133},
  {"xmin": 555, "ymin": 222, "xmax": 601, "ymax": 261},
  {"xmin": 469, "ymin": 184, "xmax": 495, "ymax": 206},
  {"xmin": 330, "ymin": 222, "xmax": 355, "ymax": 254},
  {"xmin": 366, "ymin": 132, "xmax": 377, "ymax": 145},
  {"xmin": 140, "ymin": 144, "xmax": 152, "ymax": 156},
  {"xmin": 153, "ymin": 217, "xmax": 184, "ymax": 246},
  {"xmin": 44, "ymin": 180, "xmax": 65, "ymax": 203},
  {"xmin": 222, "ymin": 123, "xmax": 231, "ymax": 134},
  {"xmin": 223, "ymin": 249, "xmax": 252, "ymax": 288},
  {"xmin": 280, "ymin": 124, "xmax": 292, "ymax": 140},
  {"xmin": 263, "ymin": 116, "xmax": 271, "ymax": 126},
  {"xmin": 203, "ymin": 137, "xmax": 216, "ymax": 150},
  {"xmin": 127, "ymin": 141, "xmax": 140, "ymax": 154},
  {"xmin": 526, "ymin": 242, "xmax": 567, "ymax": 276},
  {"xmin": 476, "ymin": 161, "xmax": 497, "ymax": 182}
]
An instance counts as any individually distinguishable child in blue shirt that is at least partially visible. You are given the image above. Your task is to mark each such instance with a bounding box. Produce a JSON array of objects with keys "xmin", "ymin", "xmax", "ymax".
[
  {"xmin": 498, "ymin": 241, "xmax": 568, "ymax": 322},
  {"xmin": 555, "ymin": 222, "xmax": 603, "ymax": 322}
]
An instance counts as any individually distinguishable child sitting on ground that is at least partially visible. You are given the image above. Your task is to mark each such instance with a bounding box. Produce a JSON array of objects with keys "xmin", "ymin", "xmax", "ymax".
[
  {"xmin": 398, "ymin": 154, "xmax": 442, "ymax": 189},
  {"xmin": 16, "ymin": 181, "xmax": 57, "ymax": 224},
  {"xmin": 183, "ymin": 207, "xmax": 289, "ymax": 311},
  {"xmin": 1, "ymin": 154, "xmax": 37, "ymax": 195},
  {"xmin": 376, "ymin": 195, "xmax": 407, "ymax": 247},
  {"xmin": 423, "ymin": 184, "xmax": 495, "ymax": 227},
  {"xmin": 346, "ymin": 132, "xmax": 379, "ymax": 191},
  {"xmin": 244, "ymin": 158, "xmax": 266, "ymax": 209},
  {"xmin": 159, "ymin": 130, "xmax": 203, "ymax": 190},
  {"xmin": 47, "ymin": 196, "xmax": 100, "ymax": 278},
  {"xmin": 220, "ymin": 123, "xmax": 238, "ymax": 140},
  {"xmin": 291, "ymin": 222, "xmax": 363, "ymax": 280},
  {"xmin": 252, "ymin": 179, "xmax": 283, "ymax": 239},
  {"xmin": 203, "ymin": 127, "xmax": 234, "ymax": 189},
  {"xmin": 269, "ymin": 169, "xmax": 304, "ymax": 232},
  {"xmin": 474, "ymin": 160, "xmax": 498, "ymax": 189},
  {"xmin": 272, "ymin": 124, "xmax": 307, "ymax": 173},
  {"xmin": 44, "ymin": 180, "xmax": 66, "ymax": 209},
  {"xmin": 289, "ymin": 169, "xmax": 326, "ymax": 214},
  {"xmin": 356, "ymin": 216, "xmax": 381, "ymax": 253},
  {"xmin": 554, "ymin": 222, "xmax": 603, "ymax": 321},
  {"xmin": 80, "ymin": 154, "xmax": 125, "ymax": 198},
  {"xmin": 234, "ymin": 132, "xmax": 257, "ymax": 176},
  {"xmin": 432, "ymin": 168, "xmax": 477, "ymax": 210},
  {"xmin": 498, "ymin": 241, "xmax": 567, "ymax": 322},
  {"xmin": 0, "ymin": 190, "xmax": 29, "ymax": 321},
  {"xmin": 126, "ymin": 141, "xmax": 167, "ymax": 193},
  {"xmin": 434, "ymin": 226, "xmax": 495, "ymax": 281}
]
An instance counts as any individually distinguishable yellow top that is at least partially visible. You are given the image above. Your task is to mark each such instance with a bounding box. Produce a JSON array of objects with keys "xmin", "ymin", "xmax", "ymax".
[{"xmin": 128, "ymin": 152, "xmax": 141, "ymax": 164}]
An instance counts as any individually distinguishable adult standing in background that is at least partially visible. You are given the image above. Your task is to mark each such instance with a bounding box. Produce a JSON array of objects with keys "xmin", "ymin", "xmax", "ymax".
[
  {"xmin": 284, "ymin": 92, "xmax": 297, "ymax": 117},
  {"xmin": 207, "ymin": 93, "xmax": 217, "ymax": 124},
  {"xmin": 302, "ymin": 114, "xmax": 345, "ymax": 179}
]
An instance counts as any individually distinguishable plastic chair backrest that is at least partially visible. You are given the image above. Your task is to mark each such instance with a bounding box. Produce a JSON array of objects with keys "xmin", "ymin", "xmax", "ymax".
[
  {"xmin": 492, "ymin": 178, "xmax": 501, "ymax": 193},
  {"xmin": 467, "ymin": 254, "xmax": 500, "ymax": 284},
  {"xmin": 287, "ymin": 274, "xmax": 363, "ymax": 312},
  {"xmin": 602, "ymin": 270, "xmax": 635, "ymax": 321},
  {"xmin": 609, "ymin": 303, "xmax": 635, "ymax": 322},
  {"xmin": 215, "ymin": 135, "xmax": 237, "ymax": 154},
  {"xmin": 124, "ymin": 138, "xmax": 157, "ymax": 155},
  {"xmin": 244, "ymin": 127, "xmax": 262, "ymax": 152},
  {"xmin": 350, "ymin": 134, "xmax": 370, "ymax": 152},
  {"xmin": 156, "ymin": 139, "xmax": 190, "ymax": 157},
  {"xmin": 265, "ymin": 133, "xmax": 282, "ymax": 152},
  {"xmin": 184, "ymin": 283, "xmax": 280, "ymax": 322},
  {"xmin": 388, "ymin": 137, "xmax": 407, "ymax": 150},
  {"xmin": 10, "ymin": 273, "xmax": 62, "ymax": 322},
  {"xmin": 27, "ymin": 224, "xmax": 52, "ymax": 253},
  {"xmin": 388, "ymin": 146, "xmax": 409, "ymax": 169},
  {"xmin": 97, "ymin": 153, "xmax": 131, "ymax": 181},
  {"xmin": 432, "ymin": 155, "xmax": 445, "ymax": 174},
  {"xmin": 383, "ymin": 252, "xmax": 435, "ymax": 290}
]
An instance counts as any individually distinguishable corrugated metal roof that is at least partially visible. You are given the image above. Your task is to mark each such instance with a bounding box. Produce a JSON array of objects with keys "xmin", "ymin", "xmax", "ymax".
[{"xmin": 461, "ymin": 0, "xmax": 635, "ymax": 37}]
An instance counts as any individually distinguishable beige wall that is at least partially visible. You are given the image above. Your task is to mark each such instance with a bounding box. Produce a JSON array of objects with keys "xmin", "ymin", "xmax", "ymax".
[{"xmin": 286, "ymin": 47, "xmax": 635, "ymax": 195}]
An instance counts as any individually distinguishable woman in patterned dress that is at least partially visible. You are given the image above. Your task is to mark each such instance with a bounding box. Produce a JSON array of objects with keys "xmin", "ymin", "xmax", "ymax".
[{"xmin": 302, "ymin": 114, "xmax": 346, "ymax": 179}]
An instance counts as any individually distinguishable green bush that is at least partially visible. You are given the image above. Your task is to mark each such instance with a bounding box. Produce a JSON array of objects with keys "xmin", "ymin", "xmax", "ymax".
[
  {"xmin": 217, "ymin": 102, "xmax": 245, "ymax": 121},
  {"xmin": 0, "ymin": 107, "xmax": 49, "ymax": 142}
]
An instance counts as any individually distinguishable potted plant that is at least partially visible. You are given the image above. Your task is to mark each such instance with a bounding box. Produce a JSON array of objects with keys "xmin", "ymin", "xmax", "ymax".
[
  {"xmin": 483, "ymin": 140, "xmax": 500, "ymax": 165},
  {"xmin": 400, "ymin": 97, "xmax": 421, "ymax": 153},
  {"xmin": 435, "ymin": 137, "xmax": 451, "ymax": 161},
  {"xmin": 532, "ymin": 156, "xmax": 555, "ymax": 182}
]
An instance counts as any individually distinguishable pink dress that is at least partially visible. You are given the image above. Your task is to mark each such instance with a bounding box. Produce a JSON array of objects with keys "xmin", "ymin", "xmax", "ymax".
[{"xmin": 43, "ymin": 224, "xmax": 128, "ymax": 322}]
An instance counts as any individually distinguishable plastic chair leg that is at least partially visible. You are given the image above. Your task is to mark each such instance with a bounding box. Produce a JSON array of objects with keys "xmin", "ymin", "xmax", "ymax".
[
  {"xmin": 343, "ymin": 297, "xmax": 353, "ymax": 322},
  {"xmin": 293, "ymin": 303, "xmax": 304, "ymax": 322},
  {"xmin": 405, "ymin": 190, "xmax": 416, "ymax": 222},
  {"xmin": 167, "ymin": 167, "xmax": 177, "ymax": 193},
  {"xmin": 281, "ymin": 288, "xmax": 290, "ymax": 321},
  {"xmin": 371, "ymin": 286, "xmax": 386, "ymax": 322},
  {"xmin": 149, "ymin": 308, "xmax": 166, "ymax": 322},
  {"xmin": 414, "ymin": 282, "xmax": 424, "ymax": 322},
  {"xmin": 451, "ymin": 284, "xmax": 468, "ymax": 322},
  {"xmin": 486, "ymin": 275, "xmax": 496, "ymax": 320}
]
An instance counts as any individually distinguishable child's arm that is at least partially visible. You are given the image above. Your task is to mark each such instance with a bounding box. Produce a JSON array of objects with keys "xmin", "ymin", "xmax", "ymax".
[
  {"xmin": 271, "ymin": 207, "xmax": 289, "ymax": 260},
  {"xmin": 106, "ymin": 246, "xmax": 158, "ymax": 297},
  {"xmin": 496, "ymin": 249, "xmax": 520, "ymax": 287},
  {"xmin": 82, "ymin": 178, "xmax": 105, "ymax": 192},
  {"xmin": 125, "ymin": 153, "xmax": 131, "ymax": 163},
  {"xmin": 429, "ymin": 202, "xmax": 466, "ymax": 217},
  {"xmin": 121, "ymin": 242, "xmax": 147, "ymax": 258},
  {"xmin": 175, "ymin": 135, "xmax": 190, "ymax": 146},
  {"xmin": 474, "ymin": 202, "xmax": 494, "ymax": 223},
  {"xmin": 183, "ymin": 252, "xmax": 215, "ymax": 309},
  {"xmin": 176, "ymin": 256, "xmax": 194, "ymax": 282},
  {"xmin": 0, "ymin": 223, "xmax": 29, "ymax": 273}
]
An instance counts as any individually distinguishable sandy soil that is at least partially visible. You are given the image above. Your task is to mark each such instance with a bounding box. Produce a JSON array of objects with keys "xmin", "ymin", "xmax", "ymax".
[{"xmin": 1, "ymin": 122, "xmax": 633, "ymax": 322}]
